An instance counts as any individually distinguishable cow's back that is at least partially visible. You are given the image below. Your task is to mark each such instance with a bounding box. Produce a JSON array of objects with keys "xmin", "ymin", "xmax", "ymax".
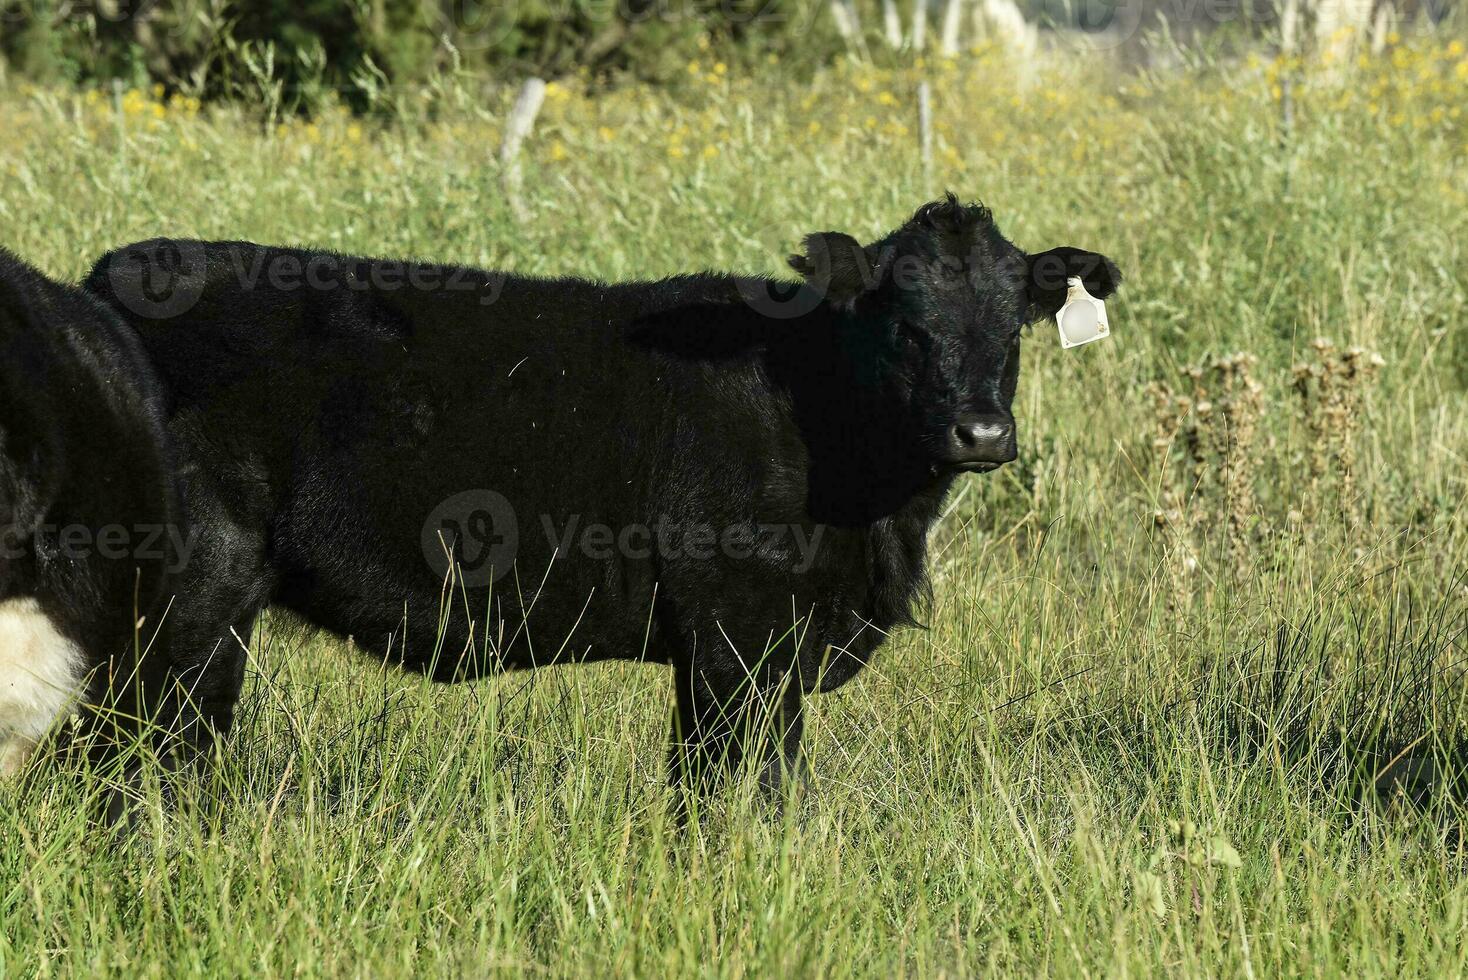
[{"xmin": 86, "ymin": 242, "xmax": 808, "ymax": 676}]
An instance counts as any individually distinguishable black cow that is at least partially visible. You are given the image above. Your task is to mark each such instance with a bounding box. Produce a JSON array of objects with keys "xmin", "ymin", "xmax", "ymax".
[
  {"xmin": 86, "ymin": 196, "xmax": 1119, "ymax": 793},
  {"xmin": 0, "ymin": 249, "xmax": 222, "ymax": 780}
]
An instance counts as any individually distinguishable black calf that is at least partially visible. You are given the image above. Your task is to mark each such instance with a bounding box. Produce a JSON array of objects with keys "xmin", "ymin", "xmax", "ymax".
[{"xmin": 85, "ymin": 197, "xmax": 1119, "ymax": 793}]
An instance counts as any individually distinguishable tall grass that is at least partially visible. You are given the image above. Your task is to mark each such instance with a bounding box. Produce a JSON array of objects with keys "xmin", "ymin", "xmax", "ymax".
[{"xmin": 2, "ymin": 35, "xmax": 1468, "ymax": 975}]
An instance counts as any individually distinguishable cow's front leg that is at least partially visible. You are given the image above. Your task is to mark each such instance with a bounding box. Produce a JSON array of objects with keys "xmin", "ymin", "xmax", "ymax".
[{"xmin": 668, "ymin": 647, "xmax": 805, "ymax": 800}]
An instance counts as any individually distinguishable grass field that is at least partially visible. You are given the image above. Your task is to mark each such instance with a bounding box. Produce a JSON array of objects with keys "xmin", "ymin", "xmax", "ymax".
[{"xmin": 2, "ymin": 34, "xmax": 1468, "ymax": 976}]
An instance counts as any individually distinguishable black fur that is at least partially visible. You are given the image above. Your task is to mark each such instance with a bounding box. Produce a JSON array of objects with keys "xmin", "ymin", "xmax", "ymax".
[
  {"xmin": 0, "ymin": 250, "xmax": 208, "ymax": 769},
  {"xmin": 85, "ymin": 197, "xmax": 1120, "ymax": 793}
]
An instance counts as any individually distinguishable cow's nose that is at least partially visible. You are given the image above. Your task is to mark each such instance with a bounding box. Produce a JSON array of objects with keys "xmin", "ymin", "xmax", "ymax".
[{"xmin": 947, "ymin": 415, "xmax": 1017, "ymax": 469}]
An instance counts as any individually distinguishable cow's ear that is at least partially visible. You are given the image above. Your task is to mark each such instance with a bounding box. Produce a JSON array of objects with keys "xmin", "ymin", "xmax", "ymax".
[
  {"xmin": 1024, "ymin": 247, "xmax": 1122, "ymax": 321},
  {"xmin": 788, "ymin": 232, "xmax": 875, "ymax": 305}
]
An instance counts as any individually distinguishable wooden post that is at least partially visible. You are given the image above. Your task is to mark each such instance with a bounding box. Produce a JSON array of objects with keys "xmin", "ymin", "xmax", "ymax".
[
  {"xmin": 918, "ymin": 81, "xmax": 933, "ymax": 183},
  {"xmin": 828, "ymin": 0, "xmax": 869, "ymax": 59},
  {"xmin": 1278, "ymin": 0, "xmax": 1297, "ymax": 194},
  {"xmin": 1281, "ymin": 76, "xmax": 1294, "ymax": 141},
  {"xmin": 112, "ymin": 78, "xmax": 126, "ymax": 169},
  {"xmin": 883, "ymin": 0, "xmax": 905, "ymax": 47},
  {"xmin": 1279, "ymin": 0, "xmax": 1297, "ymax": 151},
  {"xmin": 500, "ymin": 78, "xmax": 547, "ymax": 223},
  {"xmin": 940, "ymin": 0, "xmax": 965, "ymax": 55},
  {"xmin": 1280, "ymin": 0, "xmax": 1300, "ymax": 56},
  {"xmin": 1369, "ymin": 1, "xmax": 1395, "ymax": 53}
]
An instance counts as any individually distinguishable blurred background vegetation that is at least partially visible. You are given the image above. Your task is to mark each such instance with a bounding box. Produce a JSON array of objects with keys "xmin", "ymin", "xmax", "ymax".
[
  {"xmin": 3, "ymin": 0, "xmax": 837, "ymax": 102},
  {"xmin": 0, "ymin": 0, "xmax": 1307, "ymax": 109}
]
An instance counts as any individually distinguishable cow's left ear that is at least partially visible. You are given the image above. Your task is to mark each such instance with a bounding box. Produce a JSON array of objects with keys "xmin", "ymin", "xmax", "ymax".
[
  {"xmin": 788, "ymin": 232, "xmax": 877, "ymax": 306},
  {"xmin": 1023, "ymin": 247, "xmax": 1122, "ymax": 321}
]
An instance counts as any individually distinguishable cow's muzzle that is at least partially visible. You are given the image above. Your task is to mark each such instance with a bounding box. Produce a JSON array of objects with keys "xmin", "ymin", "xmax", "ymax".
[{"xmin": 943, "ymin": 414, "xmax": 1017, "ymax": 472}]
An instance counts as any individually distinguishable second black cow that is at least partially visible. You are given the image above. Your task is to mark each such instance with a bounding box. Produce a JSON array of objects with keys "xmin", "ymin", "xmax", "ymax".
[{"xmin": 87, "ymin": 196, "xmax": 1120, "ymax": 792}]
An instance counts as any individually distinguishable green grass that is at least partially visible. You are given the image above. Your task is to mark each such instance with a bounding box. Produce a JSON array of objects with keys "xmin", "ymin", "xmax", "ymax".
[{"xmin": 3, "ymin": 38, "xmax": 1468, "ymax": 976}]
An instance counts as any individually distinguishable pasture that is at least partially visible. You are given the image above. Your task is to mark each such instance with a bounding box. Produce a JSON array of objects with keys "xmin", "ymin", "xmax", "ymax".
[{"xmin": 2, "ymin": 37, "xmax": 1468, "ymax": 975}]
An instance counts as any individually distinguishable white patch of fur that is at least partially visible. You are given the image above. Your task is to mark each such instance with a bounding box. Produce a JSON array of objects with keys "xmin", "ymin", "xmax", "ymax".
[{"xmin": 0, "ymin": 597, "xmax": 85, "ymax": 776}]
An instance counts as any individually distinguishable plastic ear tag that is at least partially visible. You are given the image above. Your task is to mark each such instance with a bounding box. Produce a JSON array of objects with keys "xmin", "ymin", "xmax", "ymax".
[{"xmin": 1056, "ymin": 276, "xmax": 1110, "ymax": 349}]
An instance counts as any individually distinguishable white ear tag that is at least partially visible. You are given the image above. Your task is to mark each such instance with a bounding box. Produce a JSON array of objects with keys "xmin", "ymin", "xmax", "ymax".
[{"xmin": 1056, "ymin": 276, "xmax": 1110, "ymax": 349}]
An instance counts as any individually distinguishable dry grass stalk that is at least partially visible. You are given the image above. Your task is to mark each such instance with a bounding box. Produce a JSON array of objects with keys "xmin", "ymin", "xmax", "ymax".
[
  {"xmin": 1207, "ymin": 353, "xmax": 1265, "ymax": 569},
  {"xmin": 1149, "ymin": 353, "xmax": 1267, "ymax": 594},
  {"xmin": 1292, "ymin": 338, "xmax": 1385, "ymax": 525}
]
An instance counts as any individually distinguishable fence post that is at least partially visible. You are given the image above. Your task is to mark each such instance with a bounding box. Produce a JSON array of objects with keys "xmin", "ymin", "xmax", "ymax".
[
  {"xmin": 918, "ymin": 81, "xmax": 933, "ymax": 183},
  {"xmin": 882, "ymin": 0, "xmax": 905, "ymax": 47},
  {"xmin": 112, "ymin": 78, "xmax": 126, "ymax": 169},
  {"xmin": 500, "ymin": 78, "xmax": 547, "ymax": 223},
  {"xmin": 828, "ymin": 0, "xmax": 870, "ymax": 59},
  {"xmin": 940, "ymin": 0, "xmax": 965, "ymax": 56}
]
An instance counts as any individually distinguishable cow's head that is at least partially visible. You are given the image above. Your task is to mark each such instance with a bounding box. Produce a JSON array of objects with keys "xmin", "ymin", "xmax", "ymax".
[{"xmin": 786, "ymin": 194, "xmax": 1120, "ymax": 504}]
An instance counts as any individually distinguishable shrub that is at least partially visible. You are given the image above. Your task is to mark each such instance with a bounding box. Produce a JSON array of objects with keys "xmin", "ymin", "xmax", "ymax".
[{"xmin": 0, "ymin": 0, "xmax": 843, "ymax": 107}]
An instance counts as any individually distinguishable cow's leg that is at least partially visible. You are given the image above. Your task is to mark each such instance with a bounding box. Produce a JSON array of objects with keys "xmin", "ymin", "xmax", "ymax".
[
  {"xmin": 667, "ymin": 643, "xmax": 805, "ymax": 799},
  {"xmin": 114, "ymin": 527, "xmax": 275, "ymax": 799},
  {"xmin": 157, "ymin": 506, "xmax": 276, "ymax": 768},
  {"xmin": 167, "ymin": 610, "xmax": 257, "ymax": 762},
  {"xmin": 95, "ymin": 600, "xmax": 265, "ymax": 826}
]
